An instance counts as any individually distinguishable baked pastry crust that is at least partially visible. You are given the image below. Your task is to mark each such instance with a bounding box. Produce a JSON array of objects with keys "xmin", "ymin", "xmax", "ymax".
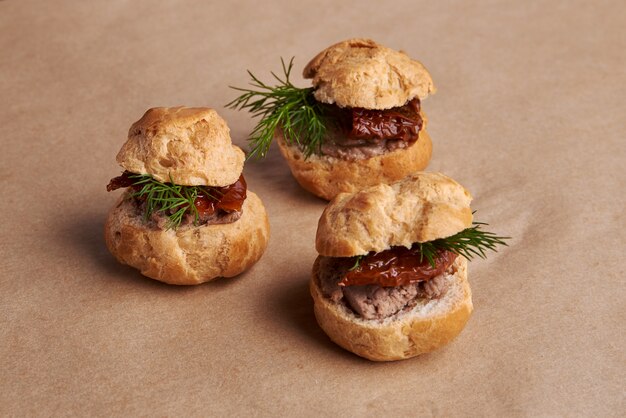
[
  {"xmin": 310, "ymin": 256, "xmax": 472, "ymax": 361},
  {"xmin": 104, "ymin": 191, "xmax": 270, "ymax": 285},
  {"xmin": 315, "ymin": 172, "xmax": 473, "ymax": 257},
  {"xmin": 116, "ymin": 107, "xmax": 245, "ymax": 186},
  {"xmin": 276, "ymin": 129, "xmax": 433, "ymax": 201},
  {"xmin": 303, "ymin": 38, "xmax": 436, "ymax": 109}
]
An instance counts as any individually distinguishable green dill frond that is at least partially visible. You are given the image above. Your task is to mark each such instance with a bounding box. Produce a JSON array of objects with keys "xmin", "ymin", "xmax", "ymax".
[
  {"xmin": 128, "ymin": 174, "xmax": 216, "ymax": 230},
  {"xmin": 417, "ymin": 222, "xmax": 510, "ymax": 267},
  {"xmin": 349, "ymin": 221, "xmax": 509, "ymax": 270},
  {"xmin": 227, "ymin": 57, "xmax": 328, "ymax": 159},
  {"xmin": 348, "ymin": 255, "xmax": 365, "ymax": 271}
]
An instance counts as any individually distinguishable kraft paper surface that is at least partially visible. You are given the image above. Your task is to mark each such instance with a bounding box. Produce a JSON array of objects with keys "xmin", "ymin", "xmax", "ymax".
[{"xmin": 1, "ymin": 1, "xmax": 624, "ymax": 416}]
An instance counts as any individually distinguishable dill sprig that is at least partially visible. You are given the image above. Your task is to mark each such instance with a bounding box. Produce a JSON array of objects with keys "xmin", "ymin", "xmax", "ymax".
[
  {"xmin": 129, "ymin": 174, "xmax": 218, "ymax": 229},
  {"xmin": 350, "ymin": 221, "xmax": 509, "ymax": 270},
  {"xmin": 418, "ymin": 222, "xmax": 510, "ymax": 267},
  {"xmin": 348, "ymin": 255, "xmax": 365, "ymax": 271},
  {"xmin": 226, "ymin": 57, "xmax": 327, "ymax": 159}
]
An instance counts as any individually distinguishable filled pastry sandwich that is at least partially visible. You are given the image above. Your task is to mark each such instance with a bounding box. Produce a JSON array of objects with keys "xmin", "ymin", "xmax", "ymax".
[
  {"xmin": 310, "ymin": 172, "xmax": 508, "ymax": 360},
  {"xmin": 105, "ymin": 107, "xmax": 270, "ymax": 285},
  {"xmin": 229, "ymin": 38, "xmax": 435, "ymax": 200}
]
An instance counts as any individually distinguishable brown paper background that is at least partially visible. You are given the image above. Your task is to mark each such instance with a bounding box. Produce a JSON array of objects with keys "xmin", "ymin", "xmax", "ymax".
[{"xmin": 1, "ymin": 0, "xmax": 624, "ymax": 416}]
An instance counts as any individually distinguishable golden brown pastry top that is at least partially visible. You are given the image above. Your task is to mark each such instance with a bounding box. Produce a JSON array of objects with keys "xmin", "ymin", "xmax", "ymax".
[
  {"xmin": 116, "ymin": 107, "xmax": 245, "ymax": 186},
  {"xmin": 303, "ymin": 39, "xmax": 436, "ymax": 110},
  {"xmin": 315, "ymin": 172, "xmax": 473, "ymax": 257}
]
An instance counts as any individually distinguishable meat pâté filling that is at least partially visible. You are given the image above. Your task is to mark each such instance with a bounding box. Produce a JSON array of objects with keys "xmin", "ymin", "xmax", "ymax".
[
  {"xmin": 318, "ymin": 244, "xmax": 457, "ymax": 320},
  {"xmin": 317, "ymin": 98, "xmax": 423, "ymax": 161},
  {"xmin": 107, "ymin": 171, "xmax": 247, "ymax": 229}
]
